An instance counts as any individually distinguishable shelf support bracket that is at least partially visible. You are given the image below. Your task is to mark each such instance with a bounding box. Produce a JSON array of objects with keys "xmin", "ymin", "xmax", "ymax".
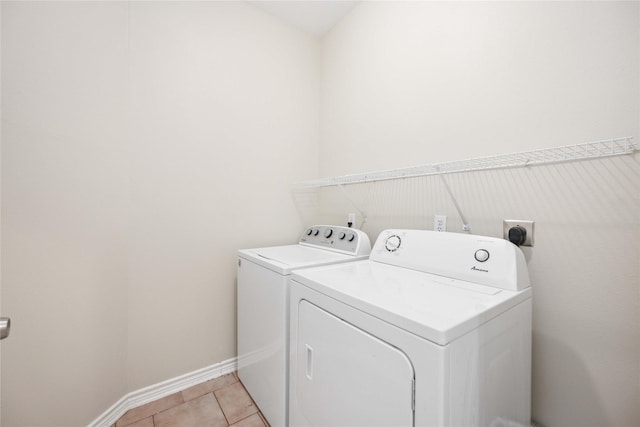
[
  {"xmin": 435, "ymin": 166, "xmax": 471, "ymax": 232},
  {"xmin": 336, "ymin": 182, "xmax": 367, "ymax": 229},
  {"xmin": 336, "ymin": 182, "xmax": 368, "ymax": 229}
]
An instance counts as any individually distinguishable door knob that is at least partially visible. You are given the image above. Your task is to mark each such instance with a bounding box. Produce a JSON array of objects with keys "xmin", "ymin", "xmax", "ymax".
[{"xmin": 0, "ymin": 317, "xmax": 11, "ymax": 340}]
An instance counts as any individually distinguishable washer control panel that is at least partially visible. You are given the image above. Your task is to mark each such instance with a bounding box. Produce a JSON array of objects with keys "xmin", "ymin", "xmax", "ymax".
[{"xmin": 300, "ymin": 225, "xmax": 371, "ymax": 256}]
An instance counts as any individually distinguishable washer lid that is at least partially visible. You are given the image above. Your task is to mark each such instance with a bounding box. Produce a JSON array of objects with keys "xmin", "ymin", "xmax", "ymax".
[
  {"xmin": 291, "ymin": 260, "xmax": 531, "ymax": 346},
  {"xmin": 239, "ymin": 244, "xmax": 365, "ymax": 275}
]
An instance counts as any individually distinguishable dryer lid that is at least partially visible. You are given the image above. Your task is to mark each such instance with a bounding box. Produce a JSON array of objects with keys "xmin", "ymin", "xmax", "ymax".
[{"xmin": 291, "ymin": 260, "xmax": 531, "ymax": 345}]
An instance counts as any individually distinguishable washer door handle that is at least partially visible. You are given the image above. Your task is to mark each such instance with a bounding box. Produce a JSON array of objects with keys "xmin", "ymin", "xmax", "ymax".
[{"xmin": 0, "ymin": 317, "xmax": 11, "ymax": 340}]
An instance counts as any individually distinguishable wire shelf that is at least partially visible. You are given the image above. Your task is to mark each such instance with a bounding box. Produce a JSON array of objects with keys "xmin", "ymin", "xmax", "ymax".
[{"xmin": 294, "ymin": 137, "xmax": 636, "ymax": 188}]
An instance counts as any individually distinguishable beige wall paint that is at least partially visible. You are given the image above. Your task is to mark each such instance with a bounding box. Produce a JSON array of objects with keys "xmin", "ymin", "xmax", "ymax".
[
  {"xmin": 2, "ymin": 1, "xmax": 638, "ymax": 426},
  {"xmin": 126, "ymin": 1, "xmax": 319, "ymax": 391},
  {"xmin": 1, "ymin": 2, "xmax": 130, "ymax": 425},
  {"xmin": 319, "ymin": 1, "xmax": 638, "ymax": 177},
  {"xmin": 0, "ymin": 3, "xmax": 3, "ymax": 424},
  {"xmin": 315, "ymin": 2, "xmax": 639, "ymax": 426},
  {"xmin": 1, "ymin": 1, "xmax": 318, "ymax": 426}
]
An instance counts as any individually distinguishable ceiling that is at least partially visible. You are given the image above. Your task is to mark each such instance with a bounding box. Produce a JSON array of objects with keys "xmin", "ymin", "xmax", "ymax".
[{"xmin": 246, "ymin": 1, "xmax": 359, "ymax": 36}]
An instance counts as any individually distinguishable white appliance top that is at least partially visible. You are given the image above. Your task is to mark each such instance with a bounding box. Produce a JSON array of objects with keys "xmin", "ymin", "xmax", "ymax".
[
  {"xmin": 238, "ymin": 225, "xmax": 371, "ymax": 275},
  {"xmin": 291, "ymin": 229, "xmax": 532, "ymax": 345}
]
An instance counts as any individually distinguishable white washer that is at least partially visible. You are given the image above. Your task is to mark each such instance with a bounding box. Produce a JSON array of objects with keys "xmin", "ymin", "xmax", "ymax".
[
  {"xmin": 289, "ymin": 229, "xmax": 532, "ymax": 427},
  {"xmin": 237, "ymin": 225, "xmax": 371, "ymax": 427}
]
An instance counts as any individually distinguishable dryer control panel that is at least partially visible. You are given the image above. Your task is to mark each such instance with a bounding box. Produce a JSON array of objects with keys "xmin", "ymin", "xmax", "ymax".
[
  {"xmin": 300, "ymin": 225, "xmax": 371, "ymax": 256},
  {"xmin": 372, "ymin": 229, "xmax": 530, "ymax": 292}
]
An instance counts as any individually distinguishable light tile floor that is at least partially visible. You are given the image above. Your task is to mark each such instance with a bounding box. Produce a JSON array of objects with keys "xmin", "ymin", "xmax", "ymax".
[{"xmin": 113, "ymin": 372, "xmax": 269, "ymax": 427}]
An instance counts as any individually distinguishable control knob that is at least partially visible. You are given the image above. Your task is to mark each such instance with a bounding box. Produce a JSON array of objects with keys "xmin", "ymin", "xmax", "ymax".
[
  {"xmin": 474, "ymin": 249, "xmax": 490, "ymax": 262},
  {"xmin": 385, "ymin": 235, "xmax": 401, "ymax": 252},
  {"xmin": 324, "ymin": 229, "xmax": 333, "ymax": 238}
]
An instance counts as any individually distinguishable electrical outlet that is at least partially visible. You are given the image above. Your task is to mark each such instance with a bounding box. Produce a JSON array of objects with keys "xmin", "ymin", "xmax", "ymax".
[
  {"xmin": 434, "ymin": 215, "xmax": 447, "ymax": 232},
  {"xmin": 347, "ymin": 213, "xmax": 356, "ymax": 227},
  {"xmin": 503, "ymin": 220, "xmax": 534, "ymax": 246}
]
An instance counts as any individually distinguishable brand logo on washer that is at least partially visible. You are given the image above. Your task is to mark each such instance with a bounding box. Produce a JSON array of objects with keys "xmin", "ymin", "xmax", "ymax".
[{"xmin": 471, "ymin": 266, "xmax": 488, "ymax": 273}]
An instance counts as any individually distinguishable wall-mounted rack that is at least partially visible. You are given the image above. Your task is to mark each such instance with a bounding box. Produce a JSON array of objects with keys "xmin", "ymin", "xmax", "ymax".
[
  {"xmin": 295, "ymin": 137, "xmax": 636, "ymax": 188},
  {"xmin": 293, "ymin": 137, "xmax": 637, "ymax": 233}
]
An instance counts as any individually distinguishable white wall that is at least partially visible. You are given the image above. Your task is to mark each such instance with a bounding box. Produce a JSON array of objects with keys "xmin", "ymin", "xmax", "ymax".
[
  {"xmin": 315, "ymin": 2, "xmax": 639, "ymax": 426},
  {"xmin": 1, "ymin": 1, "xmax": 318, "ymax": 425}
]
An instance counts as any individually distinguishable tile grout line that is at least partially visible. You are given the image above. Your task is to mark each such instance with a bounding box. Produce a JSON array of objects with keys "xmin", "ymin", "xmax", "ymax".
[{"xmin": 115, "ymin": 372, "xmax": 269, "ymax": 427}]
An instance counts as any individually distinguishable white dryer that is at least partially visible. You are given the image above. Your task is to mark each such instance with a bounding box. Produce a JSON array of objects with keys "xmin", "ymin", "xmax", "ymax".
[
  {"xmin": 289, "ymin": 229, "xmax": 532, "ymax": 427},
  {"xmin": 237, "ymin": 225, "xmax": 371, "ymax": 427}
]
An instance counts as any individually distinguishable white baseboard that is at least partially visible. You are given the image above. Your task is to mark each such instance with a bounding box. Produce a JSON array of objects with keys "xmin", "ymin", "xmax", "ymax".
[{"xmin": 88, "ymin": 357, "xmax": 238, "ymax": 427}]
